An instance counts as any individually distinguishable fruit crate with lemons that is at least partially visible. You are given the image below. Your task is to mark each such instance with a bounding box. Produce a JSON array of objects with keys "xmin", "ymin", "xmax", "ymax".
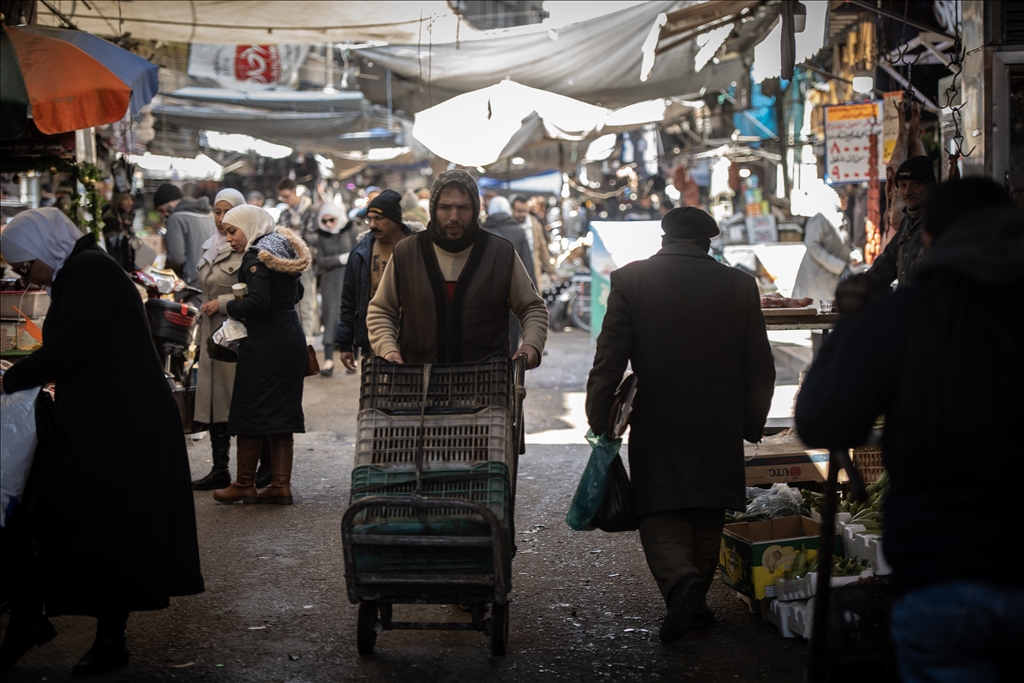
[{"xmin": 719, "ymin": 516, "xmax": 842, "ymax": 601}]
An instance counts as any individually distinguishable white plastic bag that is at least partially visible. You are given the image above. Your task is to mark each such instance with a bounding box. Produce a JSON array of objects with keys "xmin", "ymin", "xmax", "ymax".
[
  {"xmin": 212, "ymin": 318, "xmax": 247, "ymax": 351},
  {"xmin": 0, "ymin": 386, "xmax": 41, "ymax": 527}
]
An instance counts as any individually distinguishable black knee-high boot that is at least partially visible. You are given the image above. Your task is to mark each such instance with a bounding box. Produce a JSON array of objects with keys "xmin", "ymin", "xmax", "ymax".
[
  {"xmin": 71, "ymin": 610, "xmax": 129, "ymax": 678},
  {"xmin": 191, "ymin": 423, "xmax": 231, "ymax": 490}
]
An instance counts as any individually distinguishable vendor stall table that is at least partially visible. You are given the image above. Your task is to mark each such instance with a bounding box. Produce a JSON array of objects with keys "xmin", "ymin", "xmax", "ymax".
[{"xmin": 764, "ymin": 312, "xmax": 839, "ymax": 331}]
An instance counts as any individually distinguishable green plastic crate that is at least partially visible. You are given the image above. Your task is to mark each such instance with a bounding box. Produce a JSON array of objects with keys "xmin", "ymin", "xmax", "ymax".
[
  {"xmin": 349, "ymin": 462, "xmax": 512, "ymax": 576},
  {"xmin": 350, "ymin": 461, "xmax": 511, "ymax": 522}
]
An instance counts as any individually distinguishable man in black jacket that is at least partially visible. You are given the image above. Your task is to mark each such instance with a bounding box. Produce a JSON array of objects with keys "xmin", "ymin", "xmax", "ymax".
[
  {"xmin": 860, "ymin": 155, "xmax": 933, "ymax": 293},
  {"xmin": 335, "ymin": 190, "xmax": 417, "ymax": 373},
  {"xmin": 586, "ymin": 207, "xmax": 776, "ymax": 644},
  {"xmin": 795, "ymin": 179, "xmax": 1023, "ymax": 683}
]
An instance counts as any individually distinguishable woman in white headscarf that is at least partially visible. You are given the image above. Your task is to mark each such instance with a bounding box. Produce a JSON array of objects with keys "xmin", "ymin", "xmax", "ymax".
[
  {"xmin": 0, "ymin": 209, "xmax": 203, "ymax": 676},
  {"xmin": 313, "ymin": 201, "xmax": 355, "ymax": 376},
  {"xmin": 191, "ymin": 188, "xmax": 264, "ymax": 490},
  {"xmin": 213, "ymin": 206, "xmax": 311, "ymax": 506}
]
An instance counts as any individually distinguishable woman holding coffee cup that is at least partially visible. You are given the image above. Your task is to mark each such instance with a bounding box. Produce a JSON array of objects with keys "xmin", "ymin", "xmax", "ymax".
[
  {"xmin": 192, "ymin": 188, "xmax": 248, "ymax": 490},
  {"xmin": 214, "ymin": 205, "xmax": 311, "ymax": 505}
]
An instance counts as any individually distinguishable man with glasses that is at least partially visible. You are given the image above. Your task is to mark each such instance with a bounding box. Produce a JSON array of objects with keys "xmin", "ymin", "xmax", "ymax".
[
  {"xmin": 153, "ymin": 183, "xmax": 215, "ymax": 289},
  {"xmin": 335, "ymin": 189, "xmax": 420, "ymax": 373},
  {"xmin": 276, "ymin": 178, "xmax": 320, "ymax": 338}
]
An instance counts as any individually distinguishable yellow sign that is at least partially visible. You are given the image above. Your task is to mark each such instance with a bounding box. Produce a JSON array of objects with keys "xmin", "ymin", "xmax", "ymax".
[{"xmin": 825, "ymin": 103, "xmax": 878, "ymax": 122}]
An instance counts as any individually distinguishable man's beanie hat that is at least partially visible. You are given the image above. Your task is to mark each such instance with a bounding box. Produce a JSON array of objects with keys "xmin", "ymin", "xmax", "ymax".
[
  {"xmin": 366, "ymin": 189, "xmax": 404, "ymax": 225},
  {"xmin": 662, "ymin": 206, "xmax": 719, "ymax": 240},
  {"xmin": 153, "ymin": 183, "xmax": 183, "ymax": 208},
  {"xmin": 895, "ymin": 155, "xmax": 935, "ymax": 185}
]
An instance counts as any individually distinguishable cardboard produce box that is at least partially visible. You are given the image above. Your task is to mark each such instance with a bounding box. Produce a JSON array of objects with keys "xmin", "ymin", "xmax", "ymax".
[
  {"xmin": 744, "ymin": 439, "xmax": 850, "ymax": 485},
  {"xmin": 719, "ymin": 516, "xmax": 841, "ymax": 600}
]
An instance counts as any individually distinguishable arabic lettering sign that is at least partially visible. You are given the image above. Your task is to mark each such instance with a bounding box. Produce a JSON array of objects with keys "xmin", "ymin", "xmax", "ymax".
[{"xmin": 824, "ymin": 102, "xmax": 884, "ymax": 184}]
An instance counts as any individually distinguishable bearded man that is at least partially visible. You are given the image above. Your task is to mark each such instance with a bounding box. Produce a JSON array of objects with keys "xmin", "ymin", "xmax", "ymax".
[{"xmin": 365, "ymin": 170, "xmax": 548, "ymax": 367}]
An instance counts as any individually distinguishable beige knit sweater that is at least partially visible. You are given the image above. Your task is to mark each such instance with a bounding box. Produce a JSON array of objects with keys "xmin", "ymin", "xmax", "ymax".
[{"xmin": 367, "ymin": 242, "xmax": 549, "ymax": 360}]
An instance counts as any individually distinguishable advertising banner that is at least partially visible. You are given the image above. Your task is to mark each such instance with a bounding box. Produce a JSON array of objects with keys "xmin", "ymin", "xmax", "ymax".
[
  {"xmin": 824, "ymin": 102, "xmax": 884, "ymax": 184},
  {"xmin": 187, "ymin": 44, "xmax": 310, "ymax": 91}
]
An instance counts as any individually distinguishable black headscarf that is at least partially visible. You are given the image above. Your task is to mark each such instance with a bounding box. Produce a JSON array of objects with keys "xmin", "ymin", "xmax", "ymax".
[{"xmin": 427, "ymin": 169, "xmax": 480, "ymax": 253}]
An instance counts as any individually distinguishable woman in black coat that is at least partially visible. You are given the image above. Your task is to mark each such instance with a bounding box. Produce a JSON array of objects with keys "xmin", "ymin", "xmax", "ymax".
[
  {"xmin": 212, "ymin": 206, "xmax": 310, "ymax": 506},
  {"xmin": 0, "ymin": 208, "xmax": 203, "ymax": 677}
]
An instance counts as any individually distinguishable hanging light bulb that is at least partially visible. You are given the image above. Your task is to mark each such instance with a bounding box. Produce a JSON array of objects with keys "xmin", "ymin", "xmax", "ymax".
[{"xmin": 852, "ymin": 70, "xmax": 875, "ymax": 94}]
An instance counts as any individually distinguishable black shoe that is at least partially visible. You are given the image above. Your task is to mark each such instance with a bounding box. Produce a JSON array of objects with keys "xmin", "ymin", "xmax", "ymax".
[
  {"xmin": 659, "ymin": 603, "xmax": 693, "ymax": 643},
  {"xmin": 0, "ymin": 613, "xmax": 57, "ymax": 671},
  {"xmin": 255, "ymin": 468, "xmax": 272, "ymax": 489},
  {"xmin": 659, "ymin": 581, "xmax": 706, "ymax": 644},
  {"xmin": 191, "ymin": 468, "xmax": 230, "ymax": 491},
  {"xmin": 691, "ymin": 609, "xmax": 715, "ymax": 628},
  {"xmin": 72, "ymin": 636, "xmax": 129, "ymax": 678},
  {"xmin": 320, "ymin": 365, "xmax": 334, "ymax": 377}
]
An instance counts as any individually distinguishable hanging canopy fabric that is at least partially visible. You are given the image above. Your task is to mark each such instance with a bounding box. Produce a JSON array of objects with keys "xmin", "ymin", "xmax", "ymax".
[
  {"xmin": 355, "ymin": 1, "xmax": 778, "ymax": 113},
  {"xmin": 33, "ymin": 1, "xmax": 484, "ymax": 46},
  {"xmin": 412, "ymin": 80, "xmax": 681, "ymax": 168},
  {"xmin": 1, "ymin": 24, "xmax": 132, "ymax": 138}
]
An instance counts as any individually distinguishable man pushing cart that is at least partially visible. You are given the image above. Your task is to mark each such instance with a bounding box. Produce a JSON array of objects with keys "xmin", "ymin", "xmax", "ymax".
[{"xmin": 341, "ymin": 169, "xmax": 548, "ymax": 656}]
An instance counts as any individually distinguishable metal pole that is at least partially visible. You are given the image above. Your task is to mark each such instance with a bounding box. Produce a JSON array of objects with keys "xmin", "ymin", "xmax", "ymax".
[{"xmin": 806, "ymin": 448, "xmax": 841, "ymax": 683}]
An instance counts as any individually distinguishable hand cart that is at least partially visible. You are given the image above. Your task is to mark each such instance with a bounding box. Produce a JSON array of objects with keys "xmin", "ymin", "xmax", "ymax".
[{"xmin": 342, "ymin": 355, "xmax": 526, "ymax": 656}]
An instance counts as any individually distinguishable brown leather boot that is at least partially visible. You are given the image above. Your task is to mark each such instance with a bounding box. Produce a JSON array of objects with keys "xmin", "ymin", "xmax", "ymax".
[
  {"xmin": 213, "ymin": 435, "xmax": 261, "ymax": 504},
  {"xmin": 258, "ymin": 433, "xmax": 294, "ymax": 505}
]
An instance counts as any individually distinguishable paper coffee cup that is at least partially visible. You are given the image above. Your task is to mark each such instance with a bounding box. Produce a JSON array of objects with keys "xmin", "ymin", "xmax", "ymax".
[{"xmin": 232, "ymin": 283, "xmax": 247, "ymax": 299}]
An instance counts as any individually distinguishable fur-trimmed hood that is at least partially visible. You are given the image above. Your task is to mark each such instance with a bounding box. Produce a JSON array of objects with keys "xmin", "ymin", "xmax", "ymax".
[{"xmin": 253, "ymin": 227, "xmax": 311, "ymax": 275}]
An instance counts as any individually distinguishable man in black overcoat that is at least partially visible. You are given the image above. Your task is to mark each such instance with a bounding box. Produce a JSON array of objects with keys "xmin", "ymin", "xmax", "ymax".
[{"xmin": 586, "ymin": 207, "xmax": 775, "ymax": 643}]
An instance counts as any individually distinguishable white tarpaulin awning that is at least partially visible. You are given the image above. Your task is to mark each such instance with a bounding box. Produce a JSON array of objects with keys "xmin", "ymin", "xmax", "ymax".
[
  {"xmin": 34, "ymin": 1, "xmax": 483, "ymax": 45},
  {"xmin": 128, "ymin": 153, "xmax": 224, "ymax": 181},
  {"xmin": 355, "ymin": 1, "xmax": 777, "ymax": 113},
  {"xmin": 411, "ymin": 80, "xmax": 676, "ymax": 168}
]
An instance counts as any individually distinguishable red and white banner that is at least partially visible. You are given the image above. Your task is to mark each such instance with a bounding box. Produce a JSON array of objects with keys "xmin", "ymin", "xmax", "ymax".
[{"xmin": 187, "ymin": 43, "xmax": 309, "ymax": 91}]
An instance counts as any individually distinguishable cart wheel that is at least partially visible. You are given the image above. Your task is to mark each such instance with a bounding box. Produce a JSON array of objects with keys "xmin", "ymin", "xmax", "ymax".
[
  {"xmin": 490, "ymin": 602, "xmax": 509, "ymax": 656},
  {"xmin": 379, "ymin": 603, "xmax": 393, "ymax": 629},
  {"xmin": 357, "ymin": 601, "xmax": 378, "ymax": 657}
]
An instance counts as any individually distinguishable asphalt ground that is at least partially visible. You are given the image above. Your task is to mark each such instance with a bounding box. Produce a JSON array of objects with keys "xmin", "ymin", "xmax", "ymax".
[{"xmin": 2, "ymin": 329, "xmax": 807, "ymax": 682}]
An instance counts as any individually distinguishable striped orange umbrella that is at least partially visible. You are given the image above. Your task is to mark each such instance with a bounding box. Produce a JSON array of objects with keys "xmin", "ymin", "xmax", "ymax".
[{"xmin": 1, "ymin": 24, "xmax": 131, "ymax": 138}]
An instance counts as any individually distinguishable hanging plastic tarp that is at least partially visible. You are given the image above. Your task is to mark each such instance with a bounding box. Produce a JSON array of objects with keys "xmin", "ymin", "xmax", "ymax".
[
  {"xmin": 477, "ymin": 171, "xmax": 563, "ymax": 196},
  {"xmin": 356, "ymin": 1, "xmax": 778, "ymax": 113}
]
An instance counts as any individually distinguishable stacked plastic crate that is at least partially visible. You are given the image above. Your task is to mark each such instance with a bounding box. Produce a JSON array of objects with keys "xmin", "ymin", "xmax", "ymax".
[{"xmin": 348, "ymin": 355, "xmax": 517, "ymax": 576}]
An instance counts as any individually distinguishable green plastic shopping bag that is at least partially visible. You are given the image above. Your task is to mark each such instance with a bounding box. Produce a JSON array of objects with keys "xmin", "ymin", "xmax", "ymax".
[{"xmin": 565, "ymin": 429, "xmax": 622, "ymax": 531}]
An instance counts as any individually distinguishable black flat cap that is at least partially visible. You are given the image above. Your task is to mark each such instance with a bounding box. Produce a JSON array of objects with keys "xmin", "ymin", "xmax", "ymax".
[{"xmin": 662, "ymin": 206, "xmax": 719, "ymax": 240}]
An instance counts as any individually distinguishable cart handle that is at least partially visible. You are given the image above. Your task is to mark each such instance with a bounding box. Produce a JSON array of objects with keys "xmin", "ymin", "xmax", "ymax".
[
  {"xmin": 341, "ymin": 495, "xmax": 512, "ymax": 606},
  {"xmin": 513, "ymin": 355, "xmax": 526, "ymax": 456}
]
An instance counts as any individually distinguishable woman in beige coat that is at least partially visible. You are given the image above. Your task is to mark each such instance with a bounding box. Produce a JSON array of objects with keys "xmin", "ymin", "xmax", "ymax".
[{"xmin": 191, "ymin": 188, "xmax": 270, "ymax": 489}]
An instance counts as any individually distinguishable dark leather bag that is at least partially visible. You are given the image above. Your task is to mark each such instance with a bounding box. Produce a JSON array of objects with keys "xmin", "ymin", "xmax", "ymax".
[
  {"xmin": 205, "ymin": 336, "xmax": 238, "ymax": 363},
  {"xmin": 593, "ymin": 373, "xmax": 639, "ymax": 532},
  {"xmin": 305, "ymin": 344, "xmax": 320, "ymax": 377}
]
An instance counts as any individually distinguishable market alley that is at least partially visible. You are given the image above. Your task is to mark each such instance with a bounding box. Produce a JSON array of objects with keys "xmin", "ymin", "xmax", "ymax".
[{"xmin": 3, "ymin": 330, "xmax": 805, "ymax": 683}]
